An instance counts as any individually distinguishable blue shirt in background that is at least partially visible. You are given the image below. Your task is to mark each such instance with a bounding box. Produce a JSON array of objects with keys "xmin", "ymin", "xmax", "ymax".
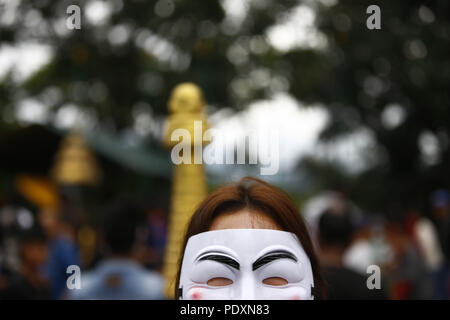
[
  {"xmin": 66, "ymin": 259, "xmax": 165, "ymax": 300},
  {"xmin": 45, "ymin": 236, "xmax": 80, "ymax": 299}
]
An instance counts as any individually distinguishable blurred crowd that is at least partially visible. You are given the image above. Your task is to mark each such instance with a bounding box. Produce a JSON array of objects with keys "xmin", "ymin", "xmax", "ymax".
[
  {"xmin": 0, "ymin": 176, "xmax": 167, "ymax": 300},
  {"xmin": 304, "ymin": 189, "xmax": 450, "ymax": 299},
  {"xmin": 0, "ymin": 175, "xmax": 449, "ymax": 300}
]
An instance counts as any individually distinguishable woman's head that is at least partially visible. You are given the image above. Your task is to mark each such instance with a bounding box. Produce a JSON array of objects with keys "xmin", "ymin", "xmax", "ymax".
[{"xmin": 175, "ymin": 176, "xmax": 324, "ymax": 299}]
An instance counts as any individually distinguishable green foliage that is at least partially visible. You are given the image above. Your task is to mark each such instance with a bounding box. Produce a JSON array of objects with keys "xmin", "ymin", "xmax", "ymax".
[
  {"xmin": 313, "ymin": 0, "xmax": 450, "ymax": 210},
  {"xmin": 1, "ymin": 0, "xmax": 449, "ymax": 211}
]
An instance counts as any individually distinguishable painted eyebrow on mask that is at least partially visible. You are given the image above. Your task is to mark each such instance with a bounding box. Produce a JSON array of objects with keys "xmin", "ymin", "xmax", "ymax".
[
  {"xmin": 252, "ymin": 250, "xmax": 298, "ymax": 271},
  {"xmin": 197, "ymin": 253, "xmax": 240, "ymax": 270}
]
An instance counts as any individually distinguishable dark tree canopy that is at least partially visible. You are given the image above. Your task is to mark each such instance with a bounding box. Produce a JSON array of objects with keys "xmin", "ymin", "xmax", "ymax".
[{"xmin": 0, "ymin": 0, "xmax": 449, "ymax": 212}]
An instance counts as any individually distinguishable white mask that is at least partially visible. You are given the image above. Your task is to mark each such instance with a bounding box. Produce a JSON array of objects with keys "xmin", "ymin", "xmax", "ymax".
[{"xmin": 178, "ymin": 229, "xmax": 315, "ymax": 300}]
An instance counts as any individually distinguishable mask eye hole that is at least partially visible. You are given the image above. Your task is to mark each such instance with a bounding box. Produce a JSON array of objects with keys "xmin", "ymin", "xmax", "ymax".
[
  {"xmin": 207, "ymin": 277, "xmax": 233, "ymax": 286},
  {"xmin": 262, "ymin": 277, "xmax": 288, "ymax": 286}
]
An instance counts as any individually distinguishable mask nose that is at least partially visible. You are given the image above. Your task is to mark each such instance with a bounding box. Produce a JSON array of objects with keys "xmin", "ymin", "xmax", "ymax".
[{"xmin": 238, "ymin": 274, "xmax": 256, "ymax": 300}]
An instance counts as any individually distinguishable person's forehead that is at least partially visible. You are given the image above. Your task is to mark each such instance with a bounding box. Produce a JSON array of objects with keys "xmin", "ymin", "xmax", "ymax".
[
  {"xmin": 185, "ymin": 229, "xmax": 303, "ymax": 259},
  {"xmin": 209, "ymin": 210, "xmax": 282, "ymax": 231}
]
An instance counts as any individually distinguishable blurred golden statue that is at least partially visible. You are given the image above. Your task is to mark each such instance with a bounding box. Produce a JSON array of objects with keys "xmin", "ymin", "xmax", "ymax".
[
  {"xmin": 51, "ymin": 132, "xmax": 101, "ymax": 186},
  {"xmin": 50, "ymin": 131, "xmax": 101, "ymax": 266},
  {"xmin": 162, "ymin": 83, "xmax": 209, "ymax": 298},
  {"xmin": 163, "ymin": 82, "xmax": 208, "ymax": 148}
]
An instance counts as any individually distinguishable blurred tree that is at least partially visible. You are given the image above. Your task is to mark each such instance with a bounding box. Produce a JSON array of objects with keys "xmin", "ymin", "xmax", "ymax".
[
  {"xmin": 310, "ymin": 0, "xmax": 450, "ymax": 211},
  {"xmin": 1, "ymin": 0, "xmax": 449, "ymax": 212},
  {"xmin": 1, "ymin": 0, "xmax": 330, "ymax": 130}
]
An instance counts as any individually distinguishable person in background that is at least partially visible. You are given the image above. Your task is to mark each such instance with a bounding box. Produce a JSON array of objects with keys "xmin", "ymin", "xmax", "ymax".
[
  {"xmin": 430, "ymin": 189, "xmax": 450, "ymax": 299},
  {"xmin": 39, "ymin": 208, "xmax": 80, "ymax": 299},
  {"xmin": 318, "ymin": 210, "xmax": 387, "ymax": 299},
  {"xmin": 145, "ymin": 208, "xmax": 167, "ymax": 271},
  {"xmin": 1, "ymin": 226, "xmax": 51, "ymax": 299},
  {"xmin": 383, "ymin": 211, "xmax": 433, "ymax": 300},
  {"xmin": 67, "ymin": 201, "xmax": 164, "ymax": 300}
]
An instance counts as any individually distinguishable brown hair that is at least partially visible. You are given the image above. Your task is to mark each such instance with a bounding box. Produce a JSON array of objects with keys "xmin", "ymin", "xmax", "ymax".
[{"xmin": 174, "ymin": 176, "xmax": 325, "ymax": 299}]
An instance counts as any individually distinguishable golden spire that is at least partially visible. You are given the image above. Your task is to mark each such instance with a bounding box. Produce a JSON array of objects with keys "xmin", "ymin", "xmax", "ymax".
[
  {"xmin": 162, "ymin": 83, "xmax": 209, "ymax": 298},
  {"xmin": 51, "ymin": 131, "xmax": 101, "ymax": 186}
]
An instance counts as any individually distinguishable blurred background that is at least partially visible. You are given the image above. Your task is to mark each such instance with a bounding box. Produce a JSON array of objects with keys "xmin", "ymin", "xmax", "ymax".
[{"xmin": 0, "ymin": 0, "xmax": 449, "ymax": 299}]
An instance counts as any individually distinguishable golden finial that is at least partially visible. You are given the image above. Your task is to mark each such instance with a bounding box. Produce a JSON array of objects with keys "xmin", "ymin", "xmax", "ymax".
[
  {"xmin": 163, "ymin": 82, "xmax": 208, "ymax": 148},
  {"xmin": 168, "ymin": 82, "xmax": 205, "ymax": 114},
  {"xmin": 162, "ymin": 83, "xmax": 209, "ymax": 298}
]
